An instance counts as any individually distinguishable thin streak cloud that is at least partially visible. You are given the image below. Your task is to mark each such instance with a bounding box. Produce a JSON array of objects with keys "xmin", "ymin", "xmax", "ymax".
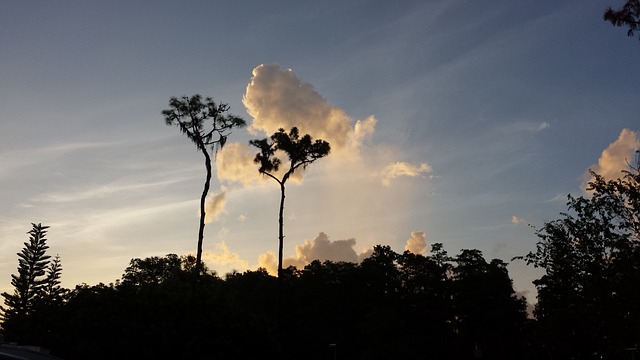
[
  {"xmin": 33, "ymin": 177, "xmax": 193, "ymax": 204},
  {"xmin": 381, "ymin": 162, "xmax": 432, "ymax": 186}
]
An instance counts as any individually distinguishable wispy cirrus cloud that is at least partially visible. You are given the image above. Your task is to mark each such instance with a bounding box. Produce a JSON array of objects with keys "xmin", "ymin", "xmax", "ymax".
[
  {"xmin": 381, "ymin": 162, "xmax": 432, "ymax": 186},
  {"xmin": 0, "ymin": 141, "xmax": 119, "ymax": 179},
  {"xmin": 511, "ymin": 216, "xmax": 529, "ymax": 226},
  {"xmin": 33, "ymin": 176, "xmax": 192, "ymax": 204},
  {"xmin": 511, "ymin": 120, "xmax": 550, "ymax": 133}
]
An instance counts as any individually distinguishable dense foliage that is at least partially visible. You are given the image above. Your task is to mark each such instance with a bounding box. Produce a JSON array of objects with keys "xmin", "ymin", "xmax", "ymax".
[
  {"xmin": 1, "ymin": 246, "xmax": 528, "ymax": 360},
  {"xmin": 523, "ymin": 164, "xmax": 640, "ymax": 359}
]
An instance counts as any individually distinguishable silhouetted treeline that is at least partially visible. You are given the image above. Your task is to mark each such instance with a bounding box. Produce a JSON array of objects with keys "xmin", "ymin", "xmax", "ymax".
[{"xmin": 1, "ymin": 246, "xmax": 530, "ymax": 360}]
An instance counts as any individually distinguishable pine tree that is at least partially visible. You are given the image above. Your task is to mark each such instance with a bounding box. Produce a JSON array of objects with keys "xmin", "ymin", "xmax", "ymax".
[
  {"xmin": 42, "ymin": 255, "xmax": 65, "ymax": 305},
  {"xmin": 1, "ymin": 223, "xmax": 52, "ymax": 321},
  {"xmin": 162, "ymin": 95, "xmax": 246, "ymax": 274}
]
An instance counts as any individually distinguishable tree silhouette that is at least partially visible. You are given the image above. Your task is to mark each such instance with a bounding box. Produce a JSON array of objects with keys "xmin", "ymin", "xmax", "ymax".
[
  {"xmin": 452, "ymin": 250, "xmax": 527, "ymax": 359},
  {"xmin": 522, "ymin": 159, "xmax": 640, "ymax": 359},
  {"xmin": 250, "ymin": 127, "xmax": 330, "ymax": 280},
  {"xmin": 121, "ymin": 253, "xmax": 183, "ymax": 286},
  {"xmin": 250, "ymin": 127, "xmax": 329, "ymax": 342},
  {"xmin": 604, "ymin": 0, "xmax": 640, "ymax": 39},
  {"xmin": 42, "ymin": 254, "xmax": 65, "ymax": 305},
  {"xmin": 0, "ymin": 243, "xmax": 535, "ymax": 359},
  {"xmin": 162, "ymin": 95, "xmax": 245, "ymax": 274},
  {"xmin": 1, "ymin": 223, "xmax": 56, "ymax": 345},
  {"xmin": 1, "ymin": 223, "xmax": 51, "ymax": 320}
]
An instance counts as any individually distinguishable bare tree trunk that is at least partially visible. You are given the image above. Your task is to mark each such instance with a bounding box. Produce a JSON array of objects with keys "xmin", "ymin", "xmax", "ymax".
[
  {"xmin": 196, "ymin": 149, "xmax": 212, "ymax": 275},
  {"xmin": 277, "ymin": 181, "xmax": 286, "ymax": 337},
  {"xmin": 278, "ymin": 182, "xmax": 285, "ymax": 278}
]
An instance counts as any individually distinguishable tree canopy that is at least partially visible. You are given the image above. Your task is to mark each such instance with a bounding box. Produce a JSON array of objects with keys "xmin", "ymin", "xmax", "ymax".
[
  {"xmin": 1, "ymin": 245, "xmax": 529, "ymax": 360},
  {"xmin": 522, "ymin": 162, "xmax": 640, "ymax": 359},
  {"xmin": 604, "ymin": 0, "xmax": 640, "ymax": 40}
]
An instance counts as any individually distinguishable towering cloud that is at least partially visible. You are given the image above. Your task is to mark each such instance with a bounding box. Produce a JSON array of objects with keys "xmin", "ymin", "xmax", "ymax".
[
  {"xmin": 217, "ymin": 64, "xmax": 433, "ymax": 189},
  {"xmin": 213, "ymin": 65, "xmax": 433, "ymax": 261},
  {"xmin": 243, "ymin": 64, "xmax": 355, "ymax": 151},
  {"xmin": 585, "ymin": 128, "xmax": 639, "ymax": 188},
  {"xmin": 405, "ymin": 231, "xmax": 427, "ymax": 255},
  {"xmin": 216, "ymin": 64, "xmax": 383, "ymax": 189}
]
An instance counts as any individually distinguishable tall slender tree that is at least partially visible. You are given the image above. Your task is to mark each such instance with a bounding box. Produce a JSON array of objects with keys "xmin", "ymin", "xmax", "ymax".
[
  {"xmin": 250, "ymin": 127, "xmax": 330, "ymax": 280},
  {"xmin": 1, "ymin": 223, "xmax": 51, "ymax": 321},
  {"xmin": 162, "ymin": 95, "xmax": 245, "ymax": 274},
  {"xmin": 250, "ymin": 127, "xmax": 329, "ymax": 343}
]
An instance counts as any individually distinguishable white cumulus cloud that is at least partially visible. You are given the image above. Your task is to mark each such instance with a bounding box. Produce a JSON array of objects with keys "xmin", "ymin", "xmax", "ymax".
[
  {"xmin": 243, "ymin": 64, "xmax": 359, "ymax": 151},
  {"xmin": 217, "ymin": 65, "xmax": 434, "ymax": 194},
  {"xmin": 216, "ymin": 143, "xmax": 267, "ymax": 187},
  {"xmin": 257, "ymin": 251, "xmax": 278, "ymax": 275},
  {"xmin": 294, "ymin": 232, "xmax": 359, "ymax": 263},
  {"xmin": 405, "ymin": 231, "xmax": 427, "ymax": 255},
  {"xmin": 584, "ymin": 128, "xmax": 639, "ymax": 189},
  {"xmin": 218, "ymin": 64, "xmax": 378, "ymax": 188},
  {"xmin": 257, "ymin": 232, "xmax": 367, "ymax": 275},
  {"xmin": 201, "ymin": 242, "xmax": 250, "ymax": 273}
]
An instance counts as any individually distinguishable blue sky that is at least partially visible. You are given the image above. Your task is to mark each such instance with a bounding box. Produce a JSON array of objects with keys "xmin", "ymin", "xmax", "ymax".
[{"xmin": 1, "ymin": 0, "xmax": 639, "ymax": 305}]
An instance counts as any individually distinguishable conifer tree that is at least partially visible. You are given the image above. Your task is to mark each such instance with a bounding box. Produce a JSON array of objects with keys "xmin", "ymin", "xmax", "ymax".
[
  {"xmin": 1, "ymin": 223, "xmax": 51, "ymax": 321},
  {"xmin": 42, "ymin": 255, "xmax": 65, "ymax": 305},
  {"xmin": 250, "ymin": 127, "xmax": 330, "ymax": 280},
  {"xmin": 162, "ymin": 95, "xmax": 246, "ymax": 274}
]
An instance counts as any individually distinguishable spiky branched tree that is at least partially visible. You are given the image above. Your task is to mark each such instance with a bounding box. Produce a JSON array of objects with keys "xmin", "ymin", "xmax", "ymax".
[
  {"xmin": 42, "ymin": 255, "xmax": 65, "ymax": 305},
  {"xmin": 1, "ymin": 224, "xmax": 51, "ymax": 320}
]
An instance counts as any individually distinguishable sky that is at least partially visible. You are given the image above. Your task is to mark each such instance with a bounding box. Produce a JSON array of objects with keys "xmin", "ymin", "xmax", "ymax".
[{"xmin": 1, "ymin": 0, "xmax": 639, "ymax": 307}]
